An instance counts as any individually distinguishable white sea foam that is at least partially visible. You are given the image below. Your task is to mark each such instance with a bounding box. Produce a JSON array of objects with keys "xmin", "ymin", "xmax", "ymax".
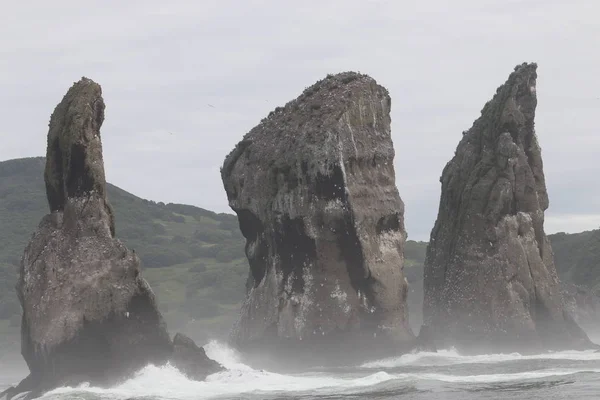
[
  {"xmin": 36, "ymin": 342, "xmax": 600, "ymax": 400},
  {"xmin": 361, "ymin": 348, "xmax": 600, "ymax": 368},
  {"xmin": 41, "ymin": 341, "xmax": 395, "ymax": 399},
  {"xmin": 410, "ymin": 369, "xmax": 600, "ymax": 383},
  {"xmin": 42, "ymin": 365, "xmax": 395, "ymax": 399}
]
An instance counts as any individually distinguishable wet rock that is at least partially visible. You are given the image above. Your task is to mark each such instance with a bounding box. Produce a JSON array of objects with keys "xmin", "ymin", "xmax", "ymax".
[
  {"xmin": 10, "ymin": 78, "xmax": 220, "ymax": 397},
  {"xmin": 423, "ymin": 63, "xmax": 593, "ymax": 352},
  {"xmin": 171, "ymin": 333, "xmax": 222, "ymax": 381},
  {"xmin": 221, "ymin": 72, "xmax": 413, "ymax": 361}
]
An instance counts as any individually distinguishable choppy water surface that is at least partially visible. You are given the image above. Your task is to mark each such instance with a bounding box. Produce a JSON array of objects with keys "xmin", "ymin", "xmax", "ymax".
[{"xmin": 2, "ymin": 341, "xmax": 600, "ymax": 400}]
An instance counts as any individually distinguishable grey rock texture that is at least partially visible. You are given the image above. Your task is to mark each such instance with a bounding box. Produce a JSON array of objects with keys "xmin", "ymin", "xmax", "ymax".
[
  {"xmin": 171, "ymin": 333, "xmax": 222, "ymax": 381},
  {"xmin": 11, "ymin": 78, "xmax": 220, "ymax": 397},
  {"xmin": 423, "ymin": 63, "xmax": 593, "ymax": 352},
  {"xmin": 222, "ymin": 72, "xmax": 413, "ymax": 360}
]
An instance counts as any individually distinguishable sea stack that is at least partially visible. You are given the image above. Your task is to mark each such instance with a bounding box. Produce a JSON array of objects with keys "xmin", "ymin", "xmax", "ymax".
[
  {"xmin": 221, "ymin": 72, "xmax": 413, "ymax": 364},
  {"xmin": 423, "ymin": 63, "xmax": 593, "ymax": 353},
  {"xmin": 9, "ymin": 78, "xmax": 220, "ymax": 397}
]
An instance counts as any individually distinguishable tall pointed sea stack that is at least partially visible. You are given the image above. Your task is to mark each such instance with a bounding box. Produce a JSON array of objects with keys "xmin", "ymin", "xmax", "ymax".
[
  {"xmin": 10, "ymin": 78, "xmax": 219, "ymax": 397},
  {"xmin": 423, "ymin": 63, "xmax": 593, "ymax": 353},
  {"xmin": 222, "ymin": 72, "xmax": 413, "ymax": 363}
]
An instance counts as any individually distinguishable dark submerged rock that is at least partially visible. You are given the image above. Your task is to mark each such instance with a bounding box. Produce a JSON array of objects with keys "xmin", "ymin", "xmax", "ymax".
[
  {"xmin": 423, "ymin": 63, "xmax": 594, "ymax": 353},
  {"xmin": 8, "ymin": 78, "xmax": 221, "ymax": 398},
  {"xmin": 170, "ymin": 333, "xmax": 222, "ymax": 381},
  {"xmin": 221, "ymin": 72, "xmax": 414, "ymax": 364}
]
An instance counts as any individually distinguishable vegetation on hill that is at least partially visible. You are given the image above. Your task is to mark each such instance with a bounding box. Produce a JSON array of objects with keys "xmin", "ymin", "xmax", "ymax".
[
  {"xmin": 1, "ymin": 157, "xmax": 596, "ymax": 344},
  {"xmin": 0, "ymin": 157, "xmax": 247, "ymax": 340},
  {"xmin": 0, "ymin": 157, "xmax": 431, "ymax": 341},
  {"xmin": 549, "ymin": 229, "xmax": 600, "ymax": 291}
]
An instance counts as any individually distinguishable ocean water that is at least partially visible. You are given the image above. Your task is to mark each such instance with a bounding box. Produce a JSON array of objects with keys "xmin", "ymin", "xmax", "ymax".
[{"xmin": 3, "ymin": 340, "xmax": 600, "ymax": 400}]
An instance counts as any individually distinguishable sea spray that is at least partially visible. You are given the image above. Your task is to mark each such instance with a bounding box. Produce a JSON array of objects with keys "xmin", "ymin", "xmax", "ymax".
[
  {"xmin": 33, "ymin": 343, "xmax": 600, "ymax": 400},
  {"xmin": 41, "ymin": 342, "xmax": 395, "ymax": 399}
]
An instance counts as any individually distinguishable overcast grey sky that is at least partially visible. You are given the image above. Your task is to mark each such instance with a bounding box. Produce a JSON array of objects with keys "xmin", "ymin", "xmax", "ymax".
[{"xmin": 1, "ymin": 0, "xmax": 598, "ymax": 240}]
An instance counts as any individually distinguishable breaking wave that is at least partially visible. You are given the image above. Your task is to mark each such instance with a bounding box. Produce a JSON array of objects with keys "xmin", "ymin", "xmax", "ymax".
[
  {"xmin": 28, "ymin": 341, "xmax": 600, "ymax": 400},
  {"xmin": 361, "ymin": 348, "xmax": 600, "ymax": 368}
]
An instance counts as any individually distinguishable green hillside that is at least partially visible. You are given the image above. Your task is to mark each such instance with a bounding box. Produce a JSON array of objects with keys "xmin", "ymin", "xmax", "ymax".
[
  {"xmin": 0, "ymin": 157, "xmax": 431, "ymax": 344},
  {"xmin": 4, "ymin": 156, "xmax": 594, "ymax": 345},
  {"xmin": 549, "ymin": 229, "xmax": 600, "ymax": 291},
  {"xmin": 0, "ymin": 157, "xmax": 247, "ymax": 342}
]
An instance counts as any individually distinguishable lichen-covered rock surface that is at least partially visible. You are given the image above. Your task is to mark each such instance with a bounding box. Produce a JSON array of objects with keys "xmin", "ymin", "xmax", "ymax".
[
  {"xmin": 222, "ymin": 72, "xmax": 413, "ymax": 362},
  {"xmin": 9, "ymin": 78, "xmax": 220, "ymax": 398},
  {"xmin": 423, "ymin": 63, "xmax": 594, "ymax": 353}
]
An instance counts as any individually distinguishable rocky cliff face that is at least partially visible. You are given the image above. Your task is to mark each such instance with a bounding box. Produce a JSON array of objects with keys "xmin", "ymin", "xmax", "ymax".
[
  {"xmin": 221, "ymin": 72, "xmax": 413, "ymax": 362},
  {"xmin": 9, "ymin": 78, "xmax": 220, "ymax": 398},
  {"xmin": 423, "ymin": 63, "xmax": 593, "ymax": 352}
]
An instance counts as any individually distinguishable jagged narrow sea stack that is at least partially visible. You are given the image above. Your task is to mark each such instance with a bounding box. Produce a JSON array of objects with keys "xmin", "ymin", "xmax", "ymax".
[
  {"xmin": 10, "ymin": 78, "xmax": 219, "ymax": 397},
  {"xmin": 222, "ymin": 72, "xmax": 413, "ymax": 362},
  {"xmin": 423, "ymin": 63, "xmax": 593, "ymax": 353}
]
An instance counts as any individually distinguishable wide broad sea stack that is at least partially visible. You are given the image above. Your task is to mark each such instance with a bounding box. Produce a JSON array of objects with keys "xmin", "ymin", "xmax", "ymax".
[
  {"xmin": 423, "ymin": 63, "xmax": 593, "ymax": 353},
  {"xmin": 222, "ymin": 72, "xmax": 413, "ymax": 363},
  {"xmin": 10, "ymin": 78, "xmax": 220, "ymax": 397}
]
